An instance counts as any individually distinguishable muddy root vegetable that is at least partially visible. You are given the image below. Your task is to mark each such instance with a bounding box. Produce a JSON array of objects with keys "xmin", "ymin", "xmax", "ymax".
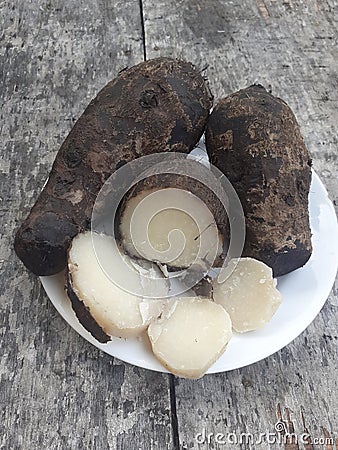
[
  {"xmin": 206, "ymin": 84, "xmax": 312, "ymax": 276},
  {"xmin": 67, "ymin": 231, "xmax": 169, "ymax": 342},
  {"xmin": 15, "ymin": 57, "xmax": 213, "ymax": 276},
  {"xmin": 117, "ymin": 172, "xmax": 228, "ymax": 272}
]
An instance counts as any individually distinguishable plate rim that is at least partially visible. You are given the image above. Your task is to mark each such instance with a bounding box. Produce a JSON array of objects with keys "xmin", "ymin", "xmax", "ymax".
[{"xmin": 40, "ymin": 169, "xmax": 338, "ymax": 375}]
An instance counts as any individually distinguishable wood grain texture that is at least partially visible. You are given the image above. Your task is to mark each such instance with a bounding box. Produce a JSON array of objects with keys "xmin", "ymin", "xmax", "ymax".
[
  {"xmin": 1, "ymin": 0, "xmax": 337, "ymax": 449},
  {"xmin": 142, "ymin": 0, "xmax": 338, "ymax": 449},
  {"xmin": 0, "ymin": 1, "xmax": 173, "ymax": 449}
]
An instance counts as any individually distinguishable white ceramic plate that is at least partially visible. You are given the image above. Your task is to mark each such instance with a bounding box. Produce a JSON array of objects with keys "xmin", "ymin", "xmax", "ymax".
[{"xmin": 40, "ymin": 170, "xmax": 338, "ymax": 373}]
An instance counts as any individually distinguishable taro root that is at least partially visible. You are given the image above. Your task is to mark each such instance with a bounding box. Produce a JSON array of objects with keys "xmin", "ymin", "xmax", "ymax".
[
  {"xmin": 15, "ymin": 57, "xmax": 213, "ymax": 276},
  {"xmin": 212, "ymin": 258, "xmax": 282, "ymax": 332},
  {"xmin": 117, "ymin": 172, "xmax": 228, "ymax": 272},
  {"xmin": 147, "ymin": 296, "xmax": 232, "ymax": 379},
  {"xmin": 206, "ymin": 84, "xmax": 312, "ymax": 276},
  {"xmin": 67, "ymin": 231, "xmax": 169, "ymax": 342}
]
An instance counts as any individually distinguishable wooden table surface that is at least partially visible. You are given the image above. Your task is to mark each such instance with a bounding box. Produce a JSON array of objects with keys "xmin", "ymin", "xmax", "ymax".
[{"xmin": 1, "ymin": 1, "xmax": 337, "ymax": 449}]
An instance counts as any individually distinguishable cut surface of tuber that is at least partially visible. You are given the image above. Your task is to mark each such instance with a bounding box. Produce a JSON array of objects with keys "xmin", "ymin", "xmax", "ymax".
[
  {"xmin": 119, "ymin": 188, "xmax": 222, "ymax": 270},
  {"xmin": 147, "ymin": 296, "xmax": 232, "ymax": 379},
  {"xmin": 212, "ymin": 258, "xmax": 282, "ymax": 332},
  {"xmin": 68, "ymin": 231, "xmax": 169, "ymax": 339}
]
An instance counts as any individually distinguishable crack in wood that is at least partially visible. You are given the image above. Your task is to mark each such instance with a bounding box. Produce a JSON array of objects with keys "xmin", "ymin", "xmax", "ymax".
[
  {"xmin": 257, "ymin": 0, "xmax": 270, "ymax": 20},
  {"xmin": 169, "ymin": 375, "xmax": 180, "ymax": 450},
  {"xmin": 322, "ymin": 427, "xmax": 334, "ymax": 450},
  {"xmin": 277, "ymin": 404, "xmax": 336, "ymax": 450},
  {"xmin": 2, "ymin": 1, "xmax": 338, "ymax": 448},
  {"xmin": 301, "ymin": 411, "xmax": 314, "ymax": 450},
  {"xmin": 139, "ymin": 0, "xmax": 147, "ymax": 61}
]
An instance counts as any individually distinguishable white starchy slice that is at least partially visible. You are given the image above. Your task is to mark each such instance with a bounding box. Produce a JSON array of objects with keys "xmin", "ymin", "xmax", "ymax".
[
  {"xmin": 68, "ymin": 231, "xmax": 169, "ymax": 339},
  {"xmin": 119, "ymin": 188, "xmax": 222, "ymax": 270},
  {"xmin": 147, "ymin": 297, "xmax": 232, "ymax": 379},
  {"xmin": 212, "ymin": 258, "xmax": 282, "ymax": 333}
]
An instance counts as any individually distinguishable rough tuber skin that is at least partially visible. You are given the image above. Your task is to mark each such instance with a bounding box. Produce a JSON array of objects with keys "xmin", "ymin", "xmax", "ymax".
[
  {"xmin": 67, "ymin": 231, "xmax": 169, "ymax": 342},
  {"xmin": 206, "ymin": 85, "xmax": 312, "ymax": 276},
  {"xmin": 118, "ymin": 172, "xmax": 228, "ymax": 271},
  {"xmin": 14, "ymin": 57, "xmax": 213, "ymax": 276},
  {"xmin": 66, "ymin": 277, "xmax": 111, "ymax": 343}
]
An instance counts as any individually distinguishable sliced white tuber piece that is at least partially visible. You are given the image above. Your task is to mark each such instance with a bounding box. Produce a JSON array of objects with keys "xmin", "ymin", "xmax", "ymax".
[
  {"xmin": 147, "ymin": 297, "xmax": 232, "ymax": 379},
  {"xmin": 68, "ymin": 231, "xmax": 169, "ymax": 339},
  {"xmin": 212, "ymin": 258, "xmax": 282, "ymax": 333},
  {"xmin": 119, "ymin": 188, "xmax": 222, "ymax": 270}
]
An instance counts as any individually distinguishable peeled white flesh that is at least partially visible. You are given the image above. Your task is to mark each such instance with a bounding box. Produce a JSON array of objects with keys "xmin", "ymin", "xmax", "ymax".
[
  {"xmin": 68, "ymin": 231, "xmax": 169, "ymax": 339},
  {"xmin": 212, "ymin": 258, "xmax": 282, "ymax": 332},
  {"xmin": 119, "ymin": 188, "xmax": 222, "ymax": 270},
  {"xmin": 147, "ymin": 297, "xmax": 232, "ymax": 379}
]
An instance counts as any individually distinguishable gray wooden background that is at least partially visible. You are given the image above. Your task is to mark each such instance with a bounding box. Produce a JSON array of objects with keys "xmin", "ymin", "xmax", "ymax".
[{"xmin": 1, "ymin": 1, "xmax": 337, "ymax": 449}]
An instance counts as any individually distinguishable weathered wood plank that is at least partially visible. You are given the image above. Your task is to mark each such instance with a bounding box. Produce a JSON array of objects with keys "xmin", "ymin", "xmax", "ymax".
[
  {"xmin": 1, "ymin": 0, "xmax": 338, "ymax": 449},
  {"xmin": 0, "ymin": 2, "xmax": 174, "ymax": 449},
  {"xmin": 142, "ymin": 0, "xmax": 338, "ymax": 189},
  {"xmin": 142, "ymin": 0, "xmax": 338, "ymax": 448}
]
